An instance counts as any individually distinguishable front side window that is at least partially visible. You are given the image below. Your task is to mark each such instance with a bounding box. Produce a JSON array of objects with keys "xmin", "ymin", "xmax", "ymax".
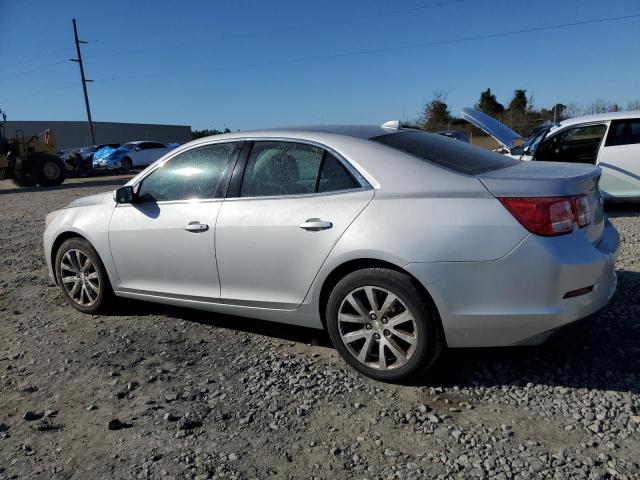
[
  {"xmin": 536, "ymin": 124, "xmax": 607, "ymax": 164},
  {"xmin": 137, "ymin": 142, "xmax": 241, "ymax": 202},
  {"xmin": 605, "ymin": 119, "xmax": 640, "ymax": 146},
  {"xmin": 240, "ymin": 142, "xmax": 361, "ymax": 197}
]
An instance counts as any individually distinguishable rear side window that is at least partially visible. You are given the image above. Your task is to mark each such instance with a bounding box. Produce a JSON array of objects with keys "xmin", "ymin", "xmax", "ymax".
[
  {"xmin": 241, "ymin": 142, "xmax": 323, "ymax": 197},
  {"xmin": 317, "ymin": 152, "xmax": 359, "ymax": 193},
  {"xmin": 605, "ymin": 119, "xmax": 640, "ymax": 146},
  {"xmin": 371, "ymin": 130, "xmax": 519, "ymax": 175}
]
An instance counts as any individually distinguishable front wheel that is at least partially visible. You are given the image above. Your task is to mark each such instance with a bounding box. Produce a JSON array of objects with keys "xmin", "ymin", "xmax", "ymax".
[
  {"xmin": 55, "ymin": 238, "xmax": 112, "ymax": 314},
  {"xmin": 34, "ymin": 154, "xmax": 66, "ymax": 186},
  {"xmin": 120, "ymin": 157, "xmax": 132, "ymax": 173},
  {"xmin": 326, "ymin": 268, "xmax": 443, "ymax": 383}
]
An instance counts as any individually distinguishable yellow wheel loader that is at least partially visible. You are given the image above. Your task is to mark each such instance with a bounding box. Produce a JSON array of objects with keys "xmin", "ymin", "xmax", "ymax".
[{"xmin": 0, "ymin": 109, "xmax": 66, "ymax": 187}]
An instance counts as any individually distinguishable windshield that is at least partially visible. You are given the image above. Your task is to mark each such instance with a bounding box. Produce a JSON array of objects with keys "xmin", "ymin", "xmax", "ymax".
[
  {"xmin": 118, "ymin": 143, "xmax": 136, "ymax": 151},
  {"xmin": 371, "ymin": 130, "xmax": 519, "ymax": 175}
]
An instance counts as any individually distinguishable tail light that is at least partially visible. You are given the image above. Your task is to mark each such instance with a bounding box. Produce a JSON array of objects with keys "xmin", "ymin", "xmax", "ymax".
[{"xmin": 498, "ymin": 195, "xmax": 591, "ymax": 236}]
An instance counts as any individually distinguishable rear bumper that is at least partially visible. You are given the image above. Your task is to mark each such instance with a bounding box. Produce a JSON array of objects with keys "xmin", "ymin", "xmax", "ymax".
[{"xmin": 406, "ymin": 219, "xmax": 619, "ymax": 347}]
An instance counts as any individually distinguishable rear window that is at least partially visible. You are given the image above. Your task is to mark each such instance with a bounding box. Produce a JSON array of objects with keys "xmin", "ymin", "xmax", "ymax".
[{"xmin": 371, "ymin": 130, "xmax": 519, "ymax": 175}]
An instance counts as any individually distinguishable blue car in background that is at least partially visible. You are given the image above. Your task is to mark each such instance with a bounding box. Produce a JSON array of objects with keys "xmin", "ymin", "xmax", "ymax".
[{"xmin": 93, "ymin": 141, "xmax": 177, "ymax": 172}]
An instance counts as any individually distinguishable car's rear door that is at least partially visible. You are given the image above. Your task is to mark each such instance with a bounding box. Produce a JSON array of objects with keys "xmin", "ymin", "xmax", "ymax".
[
  {"xmin": 215, "ymin": 140, "xmax": 373, "ymax": 309},
  {"xmin": 108, "ymin": 141, "xmax": 242, "ymax": 299},
  {"xmin": 598, "ymin": 118, "xmax": 640, "ymax": 198}
]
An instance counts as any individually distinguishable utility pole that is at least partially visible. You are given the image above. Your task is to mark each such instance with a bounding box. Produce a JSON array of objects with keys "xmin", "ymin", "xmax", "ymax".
[{"xmin": 70, "ymin": 18, "xmax": 95, "ymax": 145}]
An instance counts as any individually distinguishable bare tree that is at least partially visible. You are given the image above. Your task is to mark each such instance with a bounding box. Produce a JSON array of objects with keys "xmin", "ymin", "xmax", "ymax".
[
  {"xmin": 627, "ymin": 100, "xmax": 640, "ymax": 111},
  {"xmin": 418, "ymin": 91, "xmax": 452, "ymax": 131}
]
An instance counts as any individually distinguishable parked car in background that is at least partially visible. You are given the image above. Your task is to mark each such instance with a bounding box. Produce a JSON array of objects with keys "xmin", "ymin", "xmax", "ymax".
[
  {"xmin": 80, "ymin": 144, "xmax": 121, "ymax": 162},
  {"xmin": 462, "ymin": 108, "xmax": 640, "ymax": 201},
  {"xmin": 44, "ymin": 123, "xmax": 619, "ymax": 382},
  {"xmin": 436, "ymin": 130, "xmax": 469, "ymax": 142},
  {"xmin": 93, "ymin": 141, "xmax": 174, "ymax": 172}
]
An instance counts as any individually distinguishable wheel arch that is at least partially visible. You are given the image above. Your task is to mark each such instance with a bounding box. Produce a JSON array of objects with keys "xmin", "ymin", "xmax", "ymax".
[
  {"xmin": 50, "ymin": 231, "xmax": 106, "ymax": 286},
  {"xmin": 317, "ymin": 258, "xmax": 441, "ymax": 331}
]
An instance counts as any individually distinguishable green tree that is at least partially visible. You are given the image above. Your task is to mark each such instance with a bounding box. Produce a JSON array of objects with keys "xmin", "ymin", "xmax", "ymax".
[
  {"xmin": 418, "ymin": 92, "xmax": 452, "ymax": 131},
  {"xmin": 476, "ymin": 88, "xmax": 504, "ymax": 117},
  {"xmin": 508, "ymin": 89, "xmax": 528, "ymax": 113},
  {"xmin": 192, "ymin": 127, "xmax": 231, "ymax": 140}
]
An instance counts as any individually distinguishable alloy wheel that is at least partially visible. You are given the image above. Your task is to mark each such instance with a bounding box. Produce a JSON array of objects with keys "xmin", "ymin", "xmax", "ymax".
[
  {"xmin": 60, "ymin": 249, "xmax": 100, "ymax": 306},
  {"xmin": 338, "ymin": 286, "xmax": 418, "ymax": 370}
]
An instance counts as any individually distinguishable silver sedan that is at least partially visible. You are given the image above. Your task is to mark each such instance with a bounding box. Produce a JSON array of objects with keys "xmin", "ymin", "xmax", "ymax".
[{"xmin": 43, "ymin": 123, "xmax": 620, "ymax": 382}]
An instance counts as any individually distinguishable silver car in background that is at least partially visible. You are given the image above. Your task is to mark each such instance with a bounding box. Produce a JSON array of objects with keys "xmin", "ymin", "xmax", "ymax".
[{"xmin": 43, "ymin": 123, "xmax": 619, "ymax": 382}]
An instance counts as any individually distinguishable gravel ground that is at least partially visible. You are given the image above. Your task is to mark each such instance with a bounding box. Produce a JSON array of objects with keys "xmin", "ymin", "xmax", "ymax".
[{"xmin": 0, "ymin": 176, "xmax": 639, "ymax": 480}]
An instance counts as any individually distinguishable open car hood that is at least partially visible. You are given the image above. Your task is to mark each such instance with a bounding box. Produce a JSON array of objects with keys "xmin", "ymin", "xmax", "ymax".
[{"xmin": 461, "ymin": 107, "xmax": 523, "ymax": 150}]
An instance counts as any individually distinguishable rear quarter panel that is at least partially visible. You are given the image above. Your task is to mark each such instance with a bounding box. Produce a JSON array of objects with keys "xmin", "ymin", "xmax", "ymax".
[{"xmin": 305, "ymin": 191, "xmax": 529, "ymax": 307}]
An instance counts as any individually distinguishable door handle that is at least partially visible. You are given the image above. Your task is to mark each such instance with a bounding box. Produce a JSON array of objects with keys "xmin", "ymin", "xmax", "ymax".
[
  {"xmin": 299, "ymin": 218, "xmax": 333, "ymax": 231},
  {"xmin": 184, "ymin": 221, "xmax": 209, "ymax": 232}
]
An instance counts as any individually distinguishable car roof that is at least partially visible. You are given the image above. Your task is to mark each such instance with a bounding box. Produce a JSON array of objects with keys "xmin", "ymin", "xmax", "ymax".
[
  {"xmin": 556, "ymin": 110, "xmax": 640, "ymax": 128},
  {"xmin": 240, "ymin": 124, "xmax": 395, "ymax": 139}
]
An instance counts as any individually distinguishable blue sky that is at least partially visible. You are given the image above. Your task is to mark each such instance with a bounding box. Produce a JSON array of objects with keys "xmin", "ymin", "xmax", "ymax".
[{"xmin": 1, "ymin": 0, "xmax": 638, "ymax": 130}]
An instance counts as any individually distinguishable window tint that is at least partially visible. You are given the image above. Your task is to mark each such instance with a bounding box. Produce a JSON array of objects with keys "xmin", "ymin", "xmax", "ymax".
[
  {"xmin": 240, "ymin": 142, "xmax": 323, "ymax": 197},
  {"xmin": 140, "ymin": 142, "xmax": 165, "ymax": 150},
  {"xmin": 536, "ymin": 124, "xmax": 607, "ymax": 164},
  {"xmin": 605, "ymin": 119, "xmax": 640, "ymax": 146},
  {"xmin": 317, "ymin": 152, "xmax": 359, "ymax": 192},
  {"xmin": 137, "ymin": 142, "xmax": 240, "ymax": 202},
  {"xmin": 371, "ymin": 130, "xmax": 519, "ymax": 175}
]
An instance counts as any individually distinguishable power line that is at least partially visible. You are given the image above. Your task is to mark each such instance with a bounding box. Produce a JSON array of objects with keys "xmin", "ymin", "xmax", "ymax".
[
  {"xmin": 0, "ymin": 84, "xmax": 79, "ymax": 105},
  {"xmin": 87, "ymin": 0, "xmax": 467, "ymax": 62},
  {"xmin": 0, "ymin": 60, "xmax": 69, "ymax": 84},
  {"xmin": 100, "ymin": 13, "xmax": 640, "ymax": 83},
  {"xmin": 2, "ymin": 12, "xmax": 638, "ymax": 104},
  {"xmin": 0, "ymin": 47, "xmax": 74, "ymax": 73}
]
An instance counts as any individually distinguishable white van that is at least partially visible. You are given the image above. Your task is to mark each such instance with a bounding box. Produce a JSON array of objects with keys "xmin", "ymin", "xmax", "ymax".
[{"xmin": 462, "ymin": 108, "xmax": 640, "ymax": 200}]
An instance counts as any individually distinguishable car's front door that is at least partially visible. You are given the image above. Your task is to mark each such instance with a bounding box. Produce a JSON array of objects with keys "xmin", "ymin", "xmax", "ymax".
[
  {"xmin": 598, "ymin": 118, "xmax": 640, "ymax": 198},
  {"xmin": 108, "ymin": 141, "xmax": 242, "ymax": 300},
  {"xmin": 215, "ymin": 140, "xmax": 374, "ymax": 309},
  {"xmin": 535, "ymin": 123, "xmax": 608, "ymax": 165}
]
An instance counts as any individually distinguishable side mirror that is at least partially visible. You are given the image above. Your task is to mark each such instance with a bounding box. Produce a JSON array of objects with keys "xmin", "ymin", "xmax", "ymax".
[
  {"xmin": 114, "ymin": 185, "xmax": 135, "ymax": 204},
  {"xmin": 134, "ymin": 146, "xmax": 141, "ymax": 151}
]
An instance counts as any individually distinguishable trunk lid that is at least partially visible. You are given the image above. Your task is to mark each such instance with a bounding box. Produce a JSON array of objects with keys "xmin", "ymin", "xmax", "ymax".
[
  {"xmin": 461, "ymin": 107, "xmax": 523, "ymax": 150},
  {"xmin": 477, "ymin": 162, "xmax": 605, "ymax": 244}
]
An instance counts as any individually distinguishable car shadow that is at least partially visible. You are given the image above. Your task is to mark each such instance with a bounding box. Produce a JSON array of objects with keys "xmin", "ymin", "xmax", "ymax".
[
  {"xmin": 104, "ymin": 270, "xmax": 639, "ymax": 393},
  {"xmin": 424, "ymin": 269, "xmax": 640, "ymax": 393},
  {"xmin": 604, "ymin": 201, "xmax": 640, "ymax": 216},
  {"xmin": 0, "ymin": 177, "xmax": 132, "ymax": 195}
]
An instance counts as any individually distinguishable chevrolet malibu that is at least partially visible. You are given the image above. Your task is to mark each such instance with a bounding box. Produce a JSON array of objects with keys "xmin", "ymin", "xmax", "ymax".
[{"xmin": 43, "ymin": 123, "xmax": 620, "ymax": 382}]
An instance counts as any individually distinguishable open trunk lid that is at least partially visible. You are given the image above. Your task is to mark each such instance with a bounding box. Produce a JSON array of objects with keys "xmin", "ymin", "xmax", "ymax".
[
  {"xmin": 477, "ymin": 162, "xmax": 605, "ymax": 244},
  {"xmin": 461, "ymin": 107, "xmax": 523, "ymax": 150}
]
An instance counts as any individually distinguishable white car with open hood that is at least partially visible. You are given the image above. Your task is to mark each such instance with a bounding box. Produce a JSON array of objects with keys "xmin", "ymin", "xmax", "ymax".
[{"xmin": 462, "ymin": 108, "xmax": 640, "ymax": 201}]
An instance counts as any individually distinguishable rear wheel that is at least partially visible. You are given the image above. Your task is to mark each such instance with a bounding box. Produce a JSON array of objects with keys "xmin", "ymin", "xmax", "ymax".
[
  {"xmin": 55, "ymin": 237, "xmax": 112, "ymax": 314},
  {"xmin": 326, "ymin": 268, "xmax": 443, "ymax": 383}
]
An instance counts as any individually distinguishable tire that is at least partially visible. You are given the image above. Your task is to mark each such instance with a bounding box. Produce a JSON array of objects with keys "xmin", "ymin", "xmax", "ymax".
[
  {"xmin": 121, "ymin": 158, "xmax": 132, "ymax": 173},
  {"xmin": 54, "ymin": 237, "xmax": 113, "ymax": 314},
  {"xmin": 12, "ymin": 156, "xmax": 37, "ymax": 187},
  {"xmin": 33, "ymin": 153, "xmax": 66, "ymax": 186},
  {"xmin": 326, "ymin": 268, "xmax": 443, "ymax": 383}
]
